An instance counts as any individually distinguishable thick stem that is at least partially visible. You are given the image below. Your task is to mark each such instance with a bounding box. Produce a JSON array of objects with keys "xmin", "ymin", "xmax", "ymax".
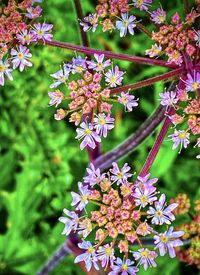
[
  {"xmin": 139, "ymin": 107, "xmax": 175, "ymax": 177},
  {"xmin": 110, "ymin": 68, "xmax": 182, "ymax": 94},
  {"xmin": 43, "ymin": 40, "xmax": 179, "ymax": 69},
  {"xmin": 37, "ymin": 243, "xmax": 72, "ymax": 275},
  {"xmin": 94, "ymin": 105, "xmax": 166, "ymax": 172},
  {"xmin": 73, "ymin": 0, "xmax": 89, "ymax": 47}
]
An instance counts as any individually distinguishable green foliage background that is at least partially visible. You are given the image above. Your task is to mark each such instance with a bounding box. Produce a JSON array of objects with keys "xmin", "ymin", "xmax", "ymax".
[{"xmin": 0, "ymin": 0, "xmax": 199, "ymax": 274}]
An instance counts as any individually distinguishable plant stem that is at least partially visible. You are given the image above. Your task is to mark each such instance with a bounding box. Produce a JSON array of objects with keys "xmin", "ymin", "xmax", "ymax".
[
  {"xmin": 139, "ymin": 107, "xmax": 175, "ymax": 177},
  {"xmin": 183, "ymin": 0, "xmax": 190, "ymax": 14},
  {"xmin": 136, "ymin": 22, "xmax": 152, "ymax": 38},
  {"xmin": 94, "ymin": 105, "xmax": 166, "ymax": 172},
  {"xmin": 43, "ymin": 40, "xmax": 179, "ymax": 69},
  {"xmin": 110, "ymin": 68, "xmax": 182, "ymax": 94},
  {"xmin": 73, "ymin": 0, "xmax": 89, "ymax": 47},
  {"xmin": 37, "ymin": 243, "xmax": 72, "ymax": 275}
]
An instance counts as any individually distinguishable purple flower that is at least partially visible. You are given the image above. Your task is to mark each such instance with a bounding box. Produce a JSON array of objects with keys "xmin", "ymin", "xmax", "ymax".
[
  {"xmin": 58, "ymin": 208, "xmax": 79, "ymax": 235},
  {"xmin": 105, "ymin": 65, "xmax": 125, "ymax": 87},
  {"xmin": 132, "ymin": 0, "xmax": 152, "ymax": 11},
  {"xmin": 84, "ymin": 163, "xmax": 104, "ymax": 187},
  {"xmin": 25, "ymin": 6, "xmax": 42, "ymax": 19},
  {"xmin": 194, "ymin": 30, "xmax": 200, "ymax": 48},
  {"xmin": 169, "ymin": 129, "xmax": 190, "ymax": 153},
  {"xmin": 75, "ymin": 122, "xmax": 101, "ymax": 150},
  {"xmin": 93, "ymin": 113, "xmax": 115, "ymax": 138},
  {"xmin": 68, "ymin": 56, "xmax": 87, "ymax": 74},
  {"xmin": 145, "ymin": 44, "xmax": 162, "ymax": 58},
  {"xmin": 50, "ymin": 66, "xmax": 70, "ymax": 88},
  {"xmin": 159, "ymin": 91, "xmax": 178, "ymax": 107},
  {"xmin": 16, "ymin": 29, "xmax": 35, "ymax": 45},
  {"xmin": 0, "ymin": 59, "xmax": 13, "ymax": 86},
  {"xmin": 11, "ymin": 45, "xmax": 32, "ymax": 72},
  {"xmin": 87, "ymin": 54, "xmax": 111, "ymax": 72},
  {"xmin": 149, "ymin": 7, "xmax": 166, "ymax": 24},
  {"xmin": 97, "ymin": 244, "xmax": 115, "ymax": 270},
  {"xmin": 80, "ymin": 13, "xmax": 99, "ymax": 32},
  {"xmin": 32, "ymin": 22, "xmax": 53, "ymax": 42},
  {"xmin": 108, "ymin": 258, "xmax": 138, "ymax": 275},
  {"xmin": 110, "ymin": 162, "xmax": 132, "ymax": 185},
  {"xmin": 154, "ymin": 226, "xmax": 184, "ymax": 258},
  {"xmin": 48, "ymin": 90, "xmax": 64, "ymax": 107},
  {"xmin": 184, "ymin": 71, "xmax": 200, "ymax": 92},
  {"xmin": 74, "ymin": 241, "xmax": 99, "ymax": 271},
  {"xmin": 116, "ymin": 13, "xmax": 137, "ymax": 37},
  {"xmin": 77, "ymin": 218, "xmax": 92, "ymax": 238},
  {"xmin": 147, "ymin": 194, "xmax": 178, "ymax": 225},
  {"xmin": 133, "ymin": 248, "xmax": 157, "ymax": 270},
  {"xmin": 118, "ymin": 92, "xmax": 138, "ymax": 112},
  {"xmin": 71, "ymin": 182, "xmax": 90, "ymax": 211},
  {"xmin": 133, "ymin": 187, "xmax": 157, "ymax": 208},
  {"xmin": 135, "ymin": 173, "xmax": 158, "ymax": 191}
]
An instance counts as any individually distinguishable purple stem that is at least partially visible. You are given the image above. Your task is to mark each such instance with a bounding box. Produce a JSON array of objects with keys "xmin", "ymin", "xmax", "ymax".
[
  {"xmin": 94, "ymin": 105, "xmax": 166, "ymax": 172},
  {"xmin": 110, "ymin": 68, "xmax": 182, "ymax": 94},
  {"xmin": 139, "ymin": 108, "xmax": 174, "ymax": 177},
  {"xmin": 73, "ymin": 0, "xmax": 89, "ymax": 47},
  {"xmin": 43, "ymin": 39, "xmax": 178, "ymax": 69}
]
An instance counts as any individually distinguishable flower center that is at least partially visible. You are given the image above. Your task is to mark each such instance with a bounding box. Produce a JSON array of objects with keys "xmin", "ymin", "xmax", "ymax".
[
  {"xmin": 97, "ymin": 62, "xmax": 103, "ymax": 69},
  {"xmin": 178, "ymin": 132, "xmax": 187, "ymax": 140},
  {"xmin": 123, "ymin": 20, "xmax": 129, "ymax": 27},
  {"xmin": 88, "ymin": 247, "xmax": 94, "ymax": 254},
  {"xmin": 37, "ymin": 30, "xmax": 44, "ymax": 36},
  {"xmin": 192, "ymin": 82, "xmax": 199, "ymax": 90},
  {"xmin": 110, "ymin": 76, "xmax": 117, "ymax": 83},
  {"xmin": 117, "ymin": 172, "xmax": 123, "ymax": 179},
  {"xmin": 105, "ymin": 247, "xmax": 111, "ymax": 255},
  {"xmin": 140, "ymin": 195, "xmax": 147, "ymax": 204},
  {"xmin": 156, "ymin": 210, "xmax": 163, "ymax": 217},
  {"xmin": 60, "ymin": 75, "xmax": 66, "ymax": 81},
  {"xmin": 0, "ymin": 64, "xmax": 5, "ymax": 72},
  {"xmin": 141, "ymin": 250, "xmax": 148, "ymax": 258},
  {"xmin": 18, "ymin": 52, "xmax": 24, "ymax": 59},
  {"xmin": 99, "ymin": 118, "xmax": 105, "ymax": 125},
  {"xmin": 81, "ymin": 195, "xmax": 88, "ymax": 202},
  {"xmin": 160, "ymin": 235, "xmax": 169, "ymax": 243},
  {"xmin": 158, "ymin": 15, "xmax": 166, "ymax": 23},
  {"xmin": 85, "ymin": 128, "xmax": 91, "ymax": 135},
  {"xmin": 24, "ymin": 35, "xmax": 30, "ymax": 41},
  {"xmin": 137, "ymin": 0, "xmax": 144, "ymax": 5},
  {"xmin": 122, "ymin": 264, "xmax": 128, "ymax": 271}
]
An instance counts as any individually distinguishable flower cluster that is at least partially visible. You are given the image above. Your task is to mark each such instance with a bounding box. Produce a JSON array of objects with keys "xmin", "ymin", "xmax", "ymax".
[
  {"xmin": 0, "ymin": 0, "xmax": 53, "ymax": 86},
  {"xmin": 59, "ymin": 162, "xmax": 184, "ymax": 273},
  {"xmin": 170, "ymin": 194, "xmax": 200, "ymax": 269},
  {"xmin": 49, "ymin": 54, "xmax": 139, "ymax": 150},
  {"xmin": 80, "ymin": 0, "xmax": 154, "ymax": 36},
  {"xmin": 147, "ymin": 8, "xmax": 200, "ymax": 65},
  {"xmin": 159, "ymin": 70, "xmax": 200, "ymax": 156}
]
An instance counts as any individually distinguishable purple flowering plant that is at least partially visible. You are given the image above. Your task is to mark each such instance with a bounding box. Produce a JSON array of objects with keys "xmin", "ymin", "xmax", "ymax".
[{"xmin": 1, "ymin": 0, "xmax": 200, "ymax": 274}]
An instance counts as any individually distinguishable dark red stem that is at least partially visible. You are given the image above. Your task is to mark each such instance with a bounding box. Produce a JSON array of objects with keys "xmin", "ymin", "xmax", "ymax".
[
  {"xmin": 43, "ymin": 40, "xmax": 179, "ymax": 69},
  {"xmin": 110, "ymin": 68, "xmax": 182, "ymax": 94}
]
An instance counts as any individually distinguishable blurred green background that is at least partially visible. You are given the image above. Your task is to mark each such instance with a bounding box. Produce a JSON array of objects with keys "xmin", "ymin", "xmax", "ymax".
[{"xmin": 0, "ymin": 0, "xmax": 199, "ymax": 274}]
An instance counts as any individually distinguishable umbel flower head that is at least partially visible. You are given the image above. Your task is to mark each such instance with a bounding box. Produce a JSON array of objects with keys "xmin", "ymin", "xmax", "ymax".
[
  {"xmin": 49, "ymin": 54, "xmax": 139, "ymax": 150},
  {"xmin": 59, "ymin": 162, "xmax": 184, "ymax": 272},
  {"xmin": 0, "ymin": 0, "xmax": 53, "ymax": 86}
]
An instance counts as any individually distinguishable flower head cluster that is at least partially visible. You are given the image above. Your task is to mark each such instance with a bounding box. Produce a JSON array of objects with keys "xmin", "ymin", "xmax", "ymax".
[
  {"xmin": 171, "ymin": 196, "xmax": 200, "ymax": 269},
  {"xmin": 49, "ymin": 54, "xmax": 139, "ymax": 150},
  {"xmin": 147, "ymin": 8, "xmax": 200, "ymax": 65},
  {"xmin": 59, "ymin": 162, "xmax": 184, "ymax": 272},
  {"xmin": 158, "ymin": 70, "xmax": 200, "ymax": 156},
  {"xmin": 0, "ymin": 0, "xmax": 53, "ymax": 86},
  {"xmin": 79, "ymin": 0, "xmax": 154, "ymax": 36}
]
